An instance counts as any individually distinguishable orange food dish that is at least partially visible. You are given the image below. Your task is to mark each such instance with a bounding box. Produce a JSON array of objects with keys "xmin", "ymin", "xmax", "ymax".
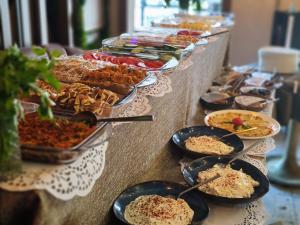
[
  {"xmin": 19, "ymin": 113, "xmax": 96, "ymax": 149},
  {"xmin": 53, "ymin": 59, "xmax": 147, "ymax": 87},
  {"xmin": 82, "ymin": 65, "xmax": 147, "ymax": 86},
  {"xmin": 165, "ymin": 34, "xmax": 199, "ymax": 44}
]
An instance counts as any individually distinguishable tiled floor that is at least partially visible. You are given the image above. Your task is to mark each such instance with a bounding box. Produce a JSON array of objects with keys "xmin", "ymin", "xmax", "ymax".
[{"xmin": 264, "ymin": 127, "xmax": 300, "ymax": 225}]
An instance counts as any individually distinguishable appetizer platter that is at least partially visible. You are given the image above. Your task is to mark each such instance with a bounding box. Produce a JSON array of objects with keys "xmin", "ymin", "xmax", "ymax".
[
  {"xmin": 53, "ymin": 58, "xmax": 148, "ymax": 88},
  {"xmin": 240, "ymin": 86, "xmax": 271, "ymax": 97},
  {"xmin": 83, "ymin": 51, "xmax": 179, "ymax": 71},
  {"xmin": 20, "ymin": 112, "xmax": 111, "ymax": 164},
  {"xmin": 172, "ymin": 126, "xmax": 244, "ymax": 158},
  {"xmin": 182, "ymin": 156, "xmax": 270, "ymax": 204},
  {"xmin": 174, "ymin": 12, "xmax": 235, "ymax": 28},
  {"xmin": 27, "ymin": 80, "xmax": 137, "ymax": 117},
  {"xmin": 113, "ymin": 181, "xmax": 209, "ymax": 225},
  {"xmin": 235, "ymin": 95, "xmax": 269, "ymax": 112},
  {"xmin": 101, "ymin": 35, "xmax": 195, "ymax": 61},
  {"xmin": 200, "ymin": 92, "xmax": 234, "ymax": 110},
  {"xmin": 152, "ymin": 16, "xmax": 213, "ymax": 32},
  {"xmin": 126, "ymin": 30, "xmax": 209, "ymax": 46},
  {"xmin": 204, "ymin": 109, "xmax": 281, "ymax": 139}
]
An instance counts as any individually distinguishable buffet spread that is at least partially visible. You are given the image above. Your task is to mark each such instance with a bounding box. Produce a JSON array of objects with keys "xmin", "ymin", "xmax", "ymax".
[{"xmin": 0, "ymin": 13, "xmax": 282, "ymax": 225}]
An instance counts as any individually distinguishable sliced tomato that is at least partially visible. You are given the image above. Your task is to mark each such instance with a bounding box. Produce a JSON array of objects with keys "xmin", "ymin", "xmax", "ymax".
[
  {"xmin": 83, "ymin": 52, "xmax": 94, "ymax": 60},
  {"xmin": 144, "ymin": 60, "xmax": 164, "ymax": 69},
  {"xmin": 177, "ymin": 30, "xmax": 189, "ymax": 35}
]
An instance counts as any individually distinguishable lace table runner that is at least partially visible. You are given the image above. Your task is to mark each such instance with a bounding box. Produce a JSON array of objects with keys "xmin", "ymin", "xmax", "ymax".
[{"xmin": 0, "ymin": 142, "xmax": 108, "ymax": 200}]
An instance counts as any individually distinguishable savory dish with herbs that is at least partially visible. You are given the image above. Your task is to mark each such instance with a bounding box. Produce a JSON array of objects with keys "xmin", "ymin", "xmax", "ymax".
[
  {"xmin": 53, "ymin": 58, "xmax": 147, "ymax": 87},
  {"xmin": 36, "ymin": 81, "xmax": 119, "ymax": 116},
  {"xmin": 207, "ymin": 112, "xmax": 273, "ymax": 137},
  {"xmin": 124, "ymin": 195, "xmax": 194, "ymax": 225},
  {"xmin": 185, "ymin": 135, "xmax": 234, "ymax": 155},
  {"xmin": 197, "ymin": 164, "xmax": 259, "ymax": 198},
  {"xmin": 19, "ymin": 113, "xmax": 96, "ymax": 149},
  {"xmin": 165, "ymin": 34, "xmax": 199, "ymax": 44},
  {"xmin": 160, "ymin": 21, "xmax": 211, "ymax": 31},
  {"xmin": 83, "ymin": 52, "xmax": 165, "ymax": 70}
]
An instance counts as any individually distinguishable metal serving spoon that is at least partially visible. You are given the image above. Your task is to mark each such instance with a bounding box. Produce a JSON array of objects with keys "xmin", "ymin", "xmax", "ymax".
[
  {"xmin": 72, "ymin": 111, "xmax": 154, "ymax": 126},
  {"xmin": 176, "ymin": 174, "xmax": 221, "ymax": 199}
]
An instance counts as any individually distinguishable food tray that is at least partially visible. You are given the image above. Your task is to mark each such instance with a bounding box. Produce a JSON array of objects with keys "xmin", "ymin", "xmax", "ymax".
[
  {"xmin": 101, "ymin": 36, "xmax": 195, "ymax": 61},
  {"xmin": 83, "ymin": 51, "xmax": 179, "ymax": 72},
  {"xmin": 151, "ymin": 16, "xmax": 212, "ymax": 32},
  {"xmin": 21, "ymin": 120, "xmax": 111, "ymax": 164}
]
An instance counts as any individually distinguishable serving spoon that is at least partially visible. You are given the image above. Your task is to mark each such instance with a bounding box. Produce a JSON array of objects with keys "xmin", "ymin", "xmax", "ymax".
[
  {"xmin": 72, "ymin": 111, "xmax": 154, "ymax": 126},
  {"xmin": 217, "ymin": 127, "xmax": 258, "ymax": 140}
]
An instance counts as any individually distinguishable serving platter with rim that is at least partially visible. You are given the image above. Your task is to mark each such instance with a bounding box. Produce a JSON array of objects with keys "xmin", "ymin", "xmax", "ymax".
[
  {"xmin": 113, "ymin": 181, "xmax": 209, "ymax": 225},
  {"xmin": 172, "ymin": 126, "xmax": 244, "ymax": 158},
  {"xmin": 182, "ymin": 156, "xmax": 270, "ymax": 204},
  {"xmin": 204, "ymin": 109, "xmax": 281, "ymax": 140}
]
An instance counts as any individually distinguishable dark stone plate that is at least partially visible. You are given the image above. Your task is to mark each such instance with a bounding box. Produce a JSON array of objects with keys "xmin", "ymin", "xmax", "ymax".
[
  {"xmin": 113, "ymin": 180, "xmax": 209, "ymax": 225},
  {"xmin": 172, "ymin": 126, "xmax": 244, "ymax": 158},
  {"xmin": 199, "ymin": 96, "xmax": 234, "ymax": 110},
  {"xmin": 182, "ymin": 156, "xmax": 270, "ymax": 204}
]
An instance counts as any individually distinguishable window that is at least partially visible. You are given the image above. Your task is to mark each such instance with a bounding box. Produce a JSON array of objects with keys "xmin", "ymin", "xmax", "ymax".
[{"xmin": 134, "ymin": 0, "xmax": 222, "ymax": 29}]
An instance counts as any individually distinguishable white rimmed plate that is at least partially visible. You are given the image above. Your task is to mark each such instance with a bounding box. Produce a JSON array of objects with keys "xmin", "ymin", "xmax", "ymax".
[{"xmin": 204, "ymin": 109, "xmax": 281, "ymax": 140}]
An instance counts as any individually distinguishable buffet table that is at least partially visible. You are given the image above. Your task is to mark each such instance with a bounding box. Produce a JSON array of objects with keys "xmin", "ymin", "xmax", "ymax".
[{"xmin": 0, "ymin": 33, "xmax": 274, "ymax": 225}]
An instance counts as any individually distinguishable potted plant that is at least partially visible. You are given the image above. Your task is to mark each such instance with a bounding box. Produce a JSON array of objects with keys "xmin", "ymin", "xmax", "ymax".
[{"xmin": 0, "ymin": 45, "xmax": 60, "ymax": 181}]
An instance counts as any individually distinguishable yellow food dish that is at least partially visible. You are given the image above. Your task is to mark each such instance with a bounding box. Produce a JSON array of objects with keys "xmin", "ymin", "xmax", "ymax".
[
  {"xmin": 197, "ymin": 164, "xmax": 259, "ymax": 198},
  {"xmin": 124, "ymin": 195, "xmax": 194, "ymax": 225},
  {"xmin": 185, "ymin": 136, "xmax": 234, "ymax": 155},
  {"xmin": 207, "ymin": 112, "xmax": 273, "ymax": 137}
]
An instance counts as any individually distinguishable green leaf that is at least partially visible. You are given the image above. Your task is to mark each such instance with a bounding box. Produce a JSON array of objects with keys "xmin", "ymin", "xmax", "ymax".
[
  {"xmin": 32, "ymin": 46, "xmax": 46, "ymax": 56},
  {"xmin": 50, "ymin": 49, "xmax": 63, "ymax": 58}
]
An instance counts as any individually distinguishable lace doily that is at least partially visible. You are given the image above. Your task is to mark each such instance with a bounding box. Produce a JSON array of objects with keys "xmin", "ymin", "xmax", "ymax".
[
  {"xmin": 240, "ymin": 154, "xmax": 268, "ymax": 175},
  {"xmin": 138, "ymin": 73, "xmax": 172, "ymax": 97},
  {"xmin": 0, "ymin": 142, "xmax": 108, "ymax": 200},
  {"xmin": 115, "ymin": 94, "xmax": 152, "ymax": 117},
  {"xmin": 203, "ymin": 200, "xmax": 266, "ymax": 225},
  {"xmin": 244, "ymin": 138, "xmax": 276, "ymax": 157}
]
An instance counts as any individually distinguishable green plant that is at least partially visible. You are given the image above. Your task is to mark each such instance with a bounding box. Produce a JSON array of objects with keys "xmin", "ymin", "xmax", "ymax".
[
  {"xmin": 73, "ymin": 0, "xmax": 87, "ymax": 48},
  {"xmin": 0, "ymin": 45, "xmax": 60, "ymax": 171},
  {"xmin": 164, "ymin": 0, "xmax": 202, "ymax": 11}
]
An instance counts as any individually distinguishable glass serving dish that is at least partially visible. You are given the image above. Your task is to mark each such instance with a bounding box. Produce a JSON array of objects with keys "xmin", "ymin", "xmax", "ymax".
[
  {"xmin": 101, "ymin": 35, "xmax": 195, "ymax": 61},
  {"xmin": 20, "ymin": 112, "xmax": 112, "ymax": 164}
]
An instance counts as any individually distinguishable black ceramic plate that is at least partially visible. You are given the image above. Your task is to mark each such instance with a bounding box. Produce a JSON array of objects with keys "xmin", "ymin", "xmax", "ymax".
[
  {"xmin": 182, "ymin": 156, "xmax": 269, "ymax": 204},
  {"xmin": 199, "ymin": 96, "xmax": 234, "ymax": 110},
  {"xmin": 172, "ymin": 126, "xmax": 244, "ymax": 158},
  {"xmin": 113, "ymin": 181, "xmax": 209, "ymax": 225}
]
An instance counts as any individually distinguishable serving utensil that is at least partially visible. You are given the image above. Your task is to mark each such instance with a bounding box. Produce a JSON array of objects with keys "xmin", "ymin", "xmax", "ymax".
[
  {"xmin": 201, "ymin": 29, "xmax": 229, "ymax": 38},
  {"xmin": 219, "ymin": 141, "xmax": 260, "ymax": 168},
  {"xmin": 72, "ymin": 111, "xmax": 154, "ymax": 125},
  {"xmin": 176, "ymin": 174, "xmax": 221, "ymax": 199},
  {"xmin": 218, "ymin": 127, "xmax": 258, "ymax": 140}
]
